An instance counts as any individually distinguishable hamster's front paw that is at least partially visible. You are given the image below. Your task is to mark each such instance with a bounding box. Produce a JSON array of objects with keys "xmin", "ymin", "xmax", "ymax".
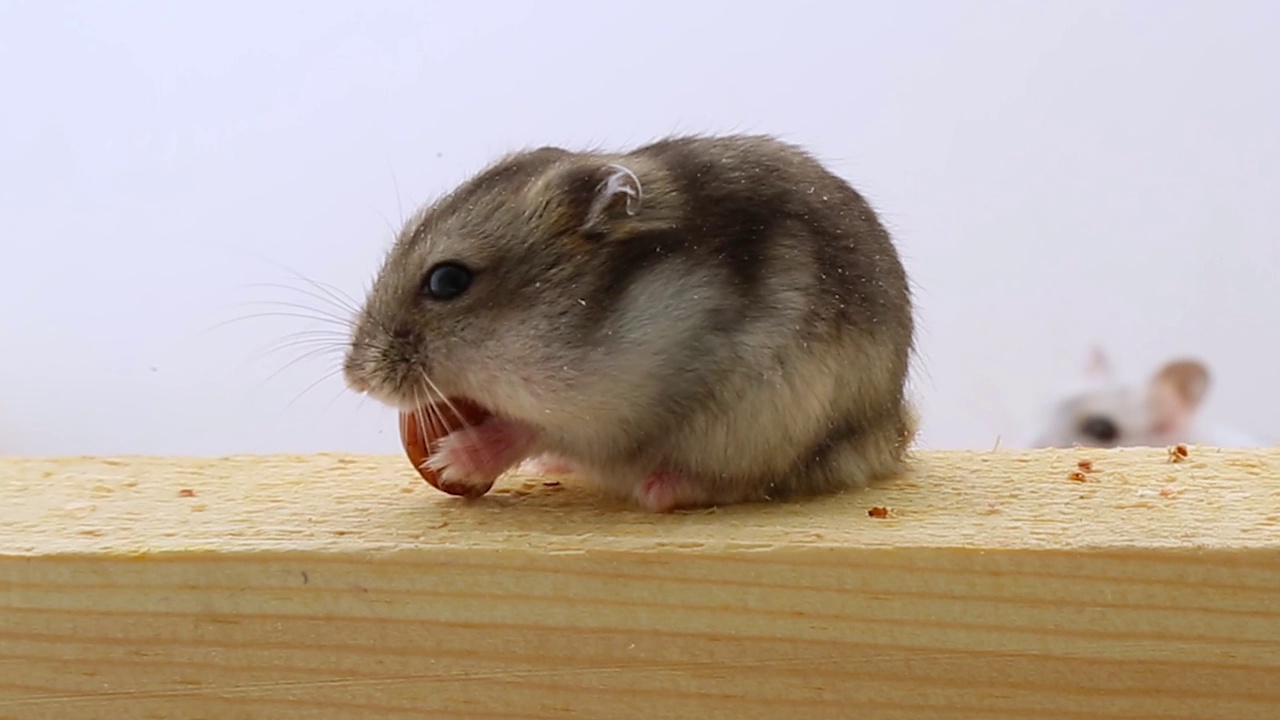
[
  {"xmin": 633, "ymin": 470, "xmax": 707, "ymax": 513},
  {"xmin": 424, "ymin": 419, "xmax": 537, "ymax": 497}
]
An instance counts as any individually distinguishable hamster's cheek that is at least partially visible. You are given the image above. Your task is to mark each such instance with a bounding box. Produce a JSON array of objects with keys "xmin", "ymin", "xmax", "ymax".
[{"xmin": 441, "ymin": 338, "xmax": 571, "ymax": 420}]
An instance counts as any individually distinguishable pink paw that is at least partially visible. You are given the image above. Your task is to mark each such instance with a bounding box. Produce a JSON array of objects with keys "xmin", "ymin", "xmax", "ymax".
[
  {"xmin": 633, "ymin": 470, "xmax": 699, "ymax": 513},
  {"xmin": 424, "ymin": 418, "xmax": 536, "ymax": 497},
  {"xmin": 518, "ymin": 454, "xmax": 579, "ymax": 476}
]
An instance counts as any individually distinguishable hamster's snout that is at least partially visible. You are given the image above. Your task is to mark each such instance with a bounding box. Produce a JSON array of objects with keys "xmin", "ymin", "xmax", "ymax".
[
  {"xmin": 343, "ymin": 363, "xmax": 372, "ymax": 393},
  {"xmin": 341, "ymin": 321, "xmax": 390, "ymax": 397},
  {"xmin": 341, "ymin": 321, "xmax": 432, "ymax": 411},
  {"xmin": 340, "ymin": 345, "xmax": 373, "ymax": 394}
]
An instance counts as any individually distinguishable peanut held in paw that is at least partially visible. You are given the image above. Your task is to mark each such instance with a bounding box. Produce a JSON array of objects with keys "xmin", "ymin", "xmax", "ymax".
[{"xmin": 398, "ymin": 399, "xmax": 492, "ymax": 497}]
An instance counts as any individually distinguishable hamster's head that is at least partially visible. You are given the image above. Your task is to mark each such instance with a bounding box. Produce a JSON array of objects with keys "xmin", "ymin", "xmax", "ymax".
[
  {"xmin": 342, "ymin": 145, "xmax": 684, "ymax": 432},
  {"xmin": 1033, "ymin": 351, "xmax": 1210, "ymax": 448}
]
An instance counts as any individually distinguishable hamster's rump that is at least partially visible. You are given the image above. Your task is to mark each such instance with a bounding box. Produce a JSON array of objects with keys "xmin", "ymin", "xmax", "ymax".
[{"xmin": 344, "ymin": 134, "xmax": 916, "ymax": 511}]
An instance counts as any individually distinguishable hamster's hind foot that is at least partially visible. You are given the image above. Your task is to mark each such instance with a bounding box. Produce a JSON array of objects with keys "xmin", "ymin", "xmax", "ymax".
[
  {"xmin": 518, "ymin": 454, "xmax": 579, "ymax": 476},
  {"xmin": 633, "ymin": 469, "xmax": 713, "ymax": 513}
]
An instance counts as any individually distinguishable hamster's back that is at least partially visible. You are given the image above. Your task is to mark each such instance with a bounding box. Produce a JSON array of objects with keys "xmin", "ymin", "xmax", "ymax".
[
  {"xmin": 598, "ymin": 134, "xmax": 916, "ymax": 501},
  {"xmin": 627, "ymin": 134, "xmax": 912, "ymax": 344}
]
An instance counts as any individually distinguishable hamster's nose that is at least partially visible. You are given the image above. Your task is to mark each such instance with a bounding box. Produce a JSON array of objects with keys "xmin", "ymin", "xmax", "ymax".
[{"xmin": 342, "ymin": 357, "xmax": 372, "ymax": 393}]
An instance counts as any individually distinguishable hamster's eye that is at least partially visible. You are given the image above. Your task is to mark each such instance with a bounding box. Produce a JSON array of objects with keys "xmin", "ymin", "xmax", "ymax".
[
  {"xmin": 422, "ymin": 262, "xmax": 473, "ymax": 300},
  {"xmin": 1079, "ymin": 415, "xmax": 1119, "ymax": 444}
]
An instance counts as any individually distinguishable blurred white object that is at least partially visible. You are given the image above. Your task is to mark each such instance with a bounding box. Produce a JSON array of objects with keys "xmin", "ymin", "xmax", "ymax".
[{"xmin": 1032, "ymin": 349, "xmax": 1271, "ymax": 449}]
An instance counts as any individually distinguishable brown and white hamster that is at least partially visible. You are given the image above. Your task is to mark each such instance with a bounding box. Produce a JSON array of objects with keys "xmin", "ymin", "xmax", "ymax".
[
  {"xmin": 343, "ymin": 134, "xmax": 917, "ymax": 512},
  {"xmin": 1032, "ymin": 349, "xmax": 1268, "ymax": 448}
]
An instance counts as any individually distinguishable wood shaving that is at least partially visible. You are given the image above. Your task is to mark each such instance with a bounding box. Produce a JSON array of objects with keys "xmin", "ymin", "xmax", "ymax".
[{"xmin": 64, "ymin": 501, "xmax": 96, "ymax": 518}]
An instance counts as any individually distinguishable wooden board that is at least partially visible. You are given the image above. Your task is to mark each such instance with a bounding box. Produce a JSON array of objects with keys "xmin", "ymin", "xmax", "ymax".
[{"xmin": 2, "ymin": 446, "xmax": 1279, "ymax": 719}]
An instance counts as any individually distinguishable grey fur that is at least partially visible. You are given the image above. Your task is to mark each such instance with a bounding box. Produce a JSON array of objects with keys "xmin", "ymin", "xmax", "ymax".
[{"xmin": 344, "ymin": 134, "xmax": 916, "ymax": 510}]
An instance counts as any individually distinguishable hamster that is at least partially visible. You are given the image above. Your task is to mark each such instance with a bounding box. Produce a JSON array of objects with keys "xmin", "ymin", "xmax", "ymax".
[
  {"xmin": 342, "ymin": 134, "xmax": 917, "ymax": 512},
  {"xmin": 1031, "ymin": 349, "xmax": 1269, "ymax": 448}
]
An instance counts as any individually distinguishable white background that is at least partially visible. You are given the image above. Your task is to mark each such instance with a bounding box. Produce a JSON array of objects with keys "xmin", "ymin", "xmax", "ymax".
[{"xmin": 1, "ymin": 0, "xmax": 1276, "ymax": 457}]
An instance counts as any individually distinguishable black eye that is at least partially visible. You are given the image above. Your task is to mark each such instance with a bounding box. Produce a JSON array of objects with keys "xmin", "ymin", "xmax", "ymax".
[
  {"xmin": 1080, "ymin": 415, "xmax": 1119, "ymax": 444},
  {"xmin": 422, "ymin": 262, "xmax": 473, "ymax": 300}
]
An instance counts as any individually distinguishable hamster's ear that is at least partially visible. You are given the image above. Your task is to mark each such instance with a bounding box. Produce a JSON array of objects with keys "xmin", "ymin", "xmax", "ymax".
[
  {"xmin": 1151, "ymin": 359, "xmax": 1210, "ymax": 409},
  {"xmin": 1083, "ymin": 346, "xmax": 1112, "ymax": 381},
  {"xmin": 1146, "ymin": 358, "xmax": 1210, "ymax": 436},
  {"xmin": 557, "ymin": 162, "xmax": 643, "ymax": 236}
]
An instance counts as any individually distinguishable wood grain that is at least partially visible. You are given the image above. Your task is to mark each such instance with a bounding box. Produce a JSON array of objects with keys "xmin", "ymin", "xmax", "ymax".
[{"xmin": 2, "ymin": 446, "xmax": 1279, "ymax": 719}]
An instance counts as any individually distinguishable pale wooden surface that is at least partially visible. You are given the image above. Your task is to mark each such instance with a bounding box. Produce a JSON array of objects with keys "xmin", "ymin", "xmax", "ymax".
[{"xmin": 1, "ymin": 446, "xmax": 1279, "ymax": 720}]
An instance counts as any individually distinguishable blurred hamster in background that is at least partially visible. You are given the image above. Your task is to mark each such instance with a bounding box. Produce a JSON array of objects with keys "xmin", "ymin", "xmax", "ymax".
[{"xmin": 1032, "ymin": 349, "xmax": 1270, "ymax": 449}]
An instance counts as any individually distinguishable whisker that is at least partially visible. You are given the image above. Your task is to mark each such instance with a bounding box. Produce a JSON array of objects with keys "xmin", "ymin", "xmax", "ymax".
[
  {"xmin": 231, "ymin": 297, "xmax": 355, "ymax": 326},
  {"xmin": 233, "ymin": 249, "xmax": 366, "ymax": 320},
  {"xmin": 285, "ymin": 367, "xmax": 346, "ymax": 410},
  {"xmin": 419, "ymin": 370, "xmax": 475, "ymax": 437},
  {"xmin": 372, "ymin": 128, "xmax": 408, "ymax": 229},
  {"xmin": 245, "ymin": 332, "xmax": 378, "ymax": 377},
  {"xmin": 390, "ymin": 158, "xmax": 405, "ymax": 228},
  {"xmin": 256, "ymin": 327, "xmax": 357, "ymax": 348},
  {"xmin": 410, "ymin": 387, "xmax": 432, "ymax": 459},
  {"xmin": 239, "ymin": 282, "xmax": 361, "ymax": 318},
  {"xmin": 302, "ymin": 276, "xmax": 365, "ymax": 321},
  {"xmin": 247, "ymin": 343, "xmax": 345, "ymax": 374},
  {"xmin": 317, "ymin": 383, "xmax": 355, "ymax": 417},
  {"xmin": 360, "ymin": 198, "xmax": 399, "ymax": 240},
  {"xmin": 425, "ymin": 404, "xmax": 444, "ymax": 455},
  {"xmin": 198, "ymin": 311, "xmax": 353, "ymax": 340},
  {"xmin": 263, "ymin": 331, "xmax": 356, "ymax": 348},
  {"xmin": 260, "ymin": 345, "xmax": 352, "ymax": 391}
]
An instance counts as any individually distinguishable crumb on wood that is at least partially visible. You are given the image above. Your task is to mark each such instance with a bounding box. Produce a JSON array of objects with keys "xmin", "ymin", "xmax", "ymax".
[
  {"xmin": 979, "ymin": 502, "xmax": 1002, "ymax": 515},
  {"xmin": 177, "ymin": 488, "xmax": 196, "ymax": 498},
  {"xmin": 1159, "ymin": 486, "xmax": 1179, "ymax": 498},
  {"xmin": 542, "ymin": 480, "xmax": 562, "ymax": 488},
  {"xmin": 868, "ymin": 506, "xmax": 891, "ymax": 519},
  {"xmin": 1077, "ymin": 459, "xmax": 1094, "ymax": 472},
  {"xmin": 1068, "ymin": 471, "xmax": 1089, "ymax": 483},
  {"xmin": 1168, "ymin": 444, "xmax": 1189, "ymax": 462}
]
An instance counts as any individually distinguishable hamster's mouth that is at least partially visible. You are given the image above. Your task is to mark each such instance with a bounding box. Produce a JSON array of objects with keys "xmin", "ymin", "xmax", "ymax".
[
  {"xmin": 405, "ymin": 396, "xmax": 494, "ymax": 433},
  {"xmin": 403, "ymin": 395, "xmax": 543, "ymax": 450}
]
